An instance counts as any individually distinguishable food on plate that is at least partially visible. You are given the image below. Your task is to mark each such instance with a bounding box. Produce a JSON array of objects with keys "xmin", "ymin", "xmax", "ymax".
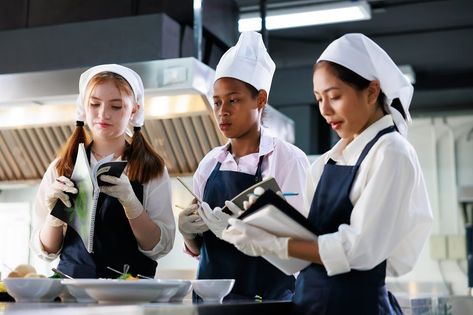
[
  {"xmin": 117, "ymin": 273, "xmax": 138, "ymax": 281},
  {"xmin": 12, "ymin": 264, "xmax": 36, "ymax": 277},
  {"xmin": 6, "ymin": 271, "xmax": 22, "ymax": 278},
  {"xmin": 6, "ymin": 264, "xmax": 46, "ymax": 279},
  {"xmin": 24, "ymin": 273, "xmax": 46, "ymax": 278}
]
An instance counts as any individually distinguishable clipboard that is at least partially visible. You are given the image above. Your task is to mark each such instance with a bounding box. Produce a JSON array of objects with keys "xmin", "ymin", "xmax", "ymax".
[{"xmin": 176, "ymin": 177, "xmax": 203, "ymax": 204}]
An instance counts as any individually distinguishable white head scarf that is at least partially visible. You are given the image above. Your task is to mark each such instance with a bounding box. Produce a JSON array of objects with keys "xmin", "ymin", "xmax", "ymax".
[
  {"xmin": 76, "ymin": 64, "xmax": 145, "ymax": 127},
  {"xmin": 317, "ymin": 33, "xmax": 413, "ymax": 136},
  {"xmin": 215, "ymin": 31, "xmax": 276, "ymax": 98}
]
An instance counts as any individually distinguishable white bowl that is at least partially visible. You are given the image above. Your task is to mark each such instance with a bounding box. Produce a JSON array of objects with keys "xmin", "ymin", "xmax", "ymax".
[
  {"xmin": 62, "ymin": 279, "xmax": 179, "ymax": 303},
  {"xmin": 191, "ymin": 279, "xmax": 235, "ymax": 303},
  {"xmin": 3, "ymin": 278, "xmax": 63, "ymax": 302},
  {"xmin": 156, "ymin": 280, "xmax": 192, "ymax": 302},
  {"xmin": 61, "ymin": 280, "xmax": 95, "ymax": 303}
]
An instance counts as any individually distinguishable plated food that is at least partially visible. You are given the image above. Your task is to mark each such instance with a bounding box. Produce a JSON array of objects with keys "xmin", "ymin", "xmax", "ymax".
[{"xmin": 6, "ymin": 264, "xmax": 46, "ymax": 279}]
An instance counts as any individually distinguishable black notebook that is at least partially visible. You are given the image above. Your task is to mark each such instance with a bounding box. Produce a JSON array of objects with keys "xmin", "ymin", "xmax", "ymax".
[
  {"xmin": 236, "ymin": 189, "xmax": 318, "ymax": 275},
  {"xmin": 51, "ymin": 143, "xmax": 127, "ymax": 252}
]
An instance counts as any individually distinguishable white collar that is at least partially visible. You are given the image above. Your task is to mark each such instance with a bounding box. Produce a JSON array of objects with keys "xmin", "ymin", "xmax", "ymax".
[
  {"xmin": 327, "ymin": 115, "xmax": 395, "ymax": 165},
  {"xmin": 217, "ymin": 127, "xmax": 275, "ymax": 162}
]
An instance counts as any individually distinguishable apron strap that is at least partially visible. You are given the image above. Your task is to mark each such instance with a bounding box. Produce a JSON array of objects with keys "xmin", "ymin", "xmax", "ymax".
[
  {"xmin": 254, "ymin": 156, "xmax": 265, "ymax": 183},
  {"xmin": 355, "ymin": 126, "xmax": 396, "ymax": 167}
]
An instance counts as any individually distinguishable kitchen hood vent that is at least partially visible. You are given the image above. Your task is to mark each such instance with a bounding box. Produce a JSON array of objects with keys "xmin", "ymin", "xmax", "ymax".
[{"xmin": 0, "ymin": 58, "xmax": 294, "ymax": 183}]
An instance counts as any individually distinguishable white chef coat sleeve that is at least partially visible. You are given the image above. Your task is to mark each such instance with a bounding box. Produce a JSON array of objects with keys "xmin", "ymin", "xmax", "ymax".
[
  {"xmin": 138, "ymin": 168, "xmax": 176, "ymax": 260},
  {"xmin": 318, "ymin": 146, "xmax": 432, "ymax": 276},
  {"xmin": 277, "ymin": 154, "xmax": 310, "ymax": 215},
  {"xmin": 30, "ymin": 159, "xmax": 65, "ymax": 261},
  {"xmin": 303, "ymin": 156, "xmax": 326, "ymax": 217}
]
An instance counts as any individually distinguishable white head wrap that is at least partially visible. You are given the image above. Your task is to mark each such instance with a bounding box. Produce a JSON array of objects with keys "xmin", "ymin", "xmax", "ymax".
[
  {"xmin": 215, "ymin": 31, "xmax": 276, "ymax": 98},
  {"xmin": 317, "ymin": 33, "xmax": 413, "ymax": 136},
  {"xmin": 76, "ymin": 64, "xmax": 145, "ymax": 127}
]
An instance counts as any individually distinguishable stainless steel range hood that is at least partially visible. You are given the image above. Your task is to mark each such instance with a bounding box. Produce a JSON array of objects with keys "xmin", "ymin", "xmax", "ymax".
[{"xmin": 0, "ymin": 57, "xmax": 295, "ymax": 183}]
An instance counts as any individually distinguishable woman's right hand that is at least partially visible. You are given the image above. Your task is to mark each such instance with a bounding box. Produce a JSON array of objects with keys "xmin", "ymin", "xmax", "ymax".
[
  {"xmin": 243, "ymin": 186, "xmax": 266, "ymax": 210},
  {"xmin": 46, "ymin": 176, "xmax": 78, "ymax": 211},
  {"xmin": 178, "ymin": 202, "xmax": 209, "ymax": 240}
]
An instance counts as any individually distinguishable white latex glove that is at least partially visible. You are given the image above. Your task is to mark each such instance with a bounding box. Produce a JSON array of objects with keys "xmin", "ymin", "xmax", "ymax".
[
  {"xmin": 243, "ymin": 186, "xmax": 266, "ymax": 210},
  {"xmin": 45, "ymin": 176, "xmax": 78, "ymax": 227},
  {"xmin": 178, "ymin": 204, "xmax": 209, "ymax": 239},
  {"xmin": 243, "ymin": 187, "xmax": 284, "ymax": 210},
  {"xmin": 222, "ymin": 218, "xmax": 290, "ymax": 260},
  {"xmin": 99, "ymin": 174, "xmax": 143, "ymax": 219},
  {"xmin": 198, "ymin": 201, "xmax": 243, "ymax": 239}
]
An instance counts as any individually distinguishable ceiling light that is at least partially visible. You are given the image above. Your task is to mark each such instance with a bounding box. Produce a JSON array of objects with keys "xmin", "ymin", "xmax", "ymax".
[{"xmin": 239, "ymin": 1, "xmax": 371, "ymax": 32}]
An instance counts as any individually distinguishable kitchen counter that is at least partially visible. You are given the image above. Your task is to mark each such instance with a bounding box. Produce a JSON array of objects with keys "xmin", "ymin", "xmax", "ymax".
[{"xmin": 0, "ymin": 300, "xmax": 292, "ymax": 315}]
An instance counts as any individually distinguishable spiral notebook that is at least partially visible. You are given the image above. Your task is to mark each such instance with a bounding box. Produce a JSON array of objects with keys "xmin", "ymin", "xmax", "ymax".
[{"xmin": 50, "ymin": 143, "xmax": 127, "ymax": 252}]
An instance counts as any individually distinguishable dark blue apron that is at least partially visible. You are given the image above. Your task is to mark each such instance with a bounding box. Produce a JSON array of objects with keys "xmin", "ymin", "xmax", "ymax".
[
  {"xmin": 196, "ymin": 154, "xmax": 295, "ymax": 301},
  {"xmin": 293, "ymin": 126, "xmax": 403, "ymax": 315},
  {"xmin": 58, "ymin": 148, "xmax": 157, "ymax": 278}
]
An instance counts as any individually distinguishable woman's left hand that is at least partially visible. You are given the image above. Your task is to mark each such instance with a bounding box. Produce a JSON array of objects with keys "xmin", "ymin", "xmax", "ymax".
[
  {"xmin": 100, "ymin": 174, "xmax": 144, "ymax": 219},
  {"xmin": 222, "ymin": 218, "xmax": 290, "ymax": 260}
]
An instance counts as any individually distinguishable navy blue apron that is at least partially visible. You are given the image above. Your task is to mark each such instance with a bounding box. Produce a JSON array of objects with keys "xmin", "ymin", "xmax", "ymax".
[
  {"xmin": 293, "ymin": 126, "xmax": 403, "ymax": 315},
  {"xmin": 58, "ymin": 148, "xmax": 157, "ymax": 278},
  {"xmin": 196, "ymin": 154, "xmax": 295, "ymax": 301}
]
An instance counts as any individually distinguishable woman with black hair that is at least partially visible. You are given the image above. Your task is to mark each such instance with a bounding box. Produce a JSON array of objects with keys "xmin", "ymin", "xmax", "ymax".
[
  {"xmin": 223, "ymin": 33, "xmax": 433, "ymax": 314},
  {"xmin": 178, "ymin": 31, "xmax": 309, "ymax": 301}
]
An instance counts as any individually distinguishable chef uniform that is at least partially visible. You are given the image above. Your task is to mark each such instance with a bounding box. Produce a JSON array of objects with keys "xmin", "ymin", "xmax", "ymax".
[
  {"xmin": 222, "ymin": 34, "xmax": 433, "ymax": 314},
  {"xmin": 31, "ymin": 65, "xmax": 175, "ymax": 278},
  {"xmin": 292, "ymin": 34, "xmax": 433, "ymax": 314},
  {"xmin": 193, "ymin": 32, "xmax": 309, "ymax": 300}
]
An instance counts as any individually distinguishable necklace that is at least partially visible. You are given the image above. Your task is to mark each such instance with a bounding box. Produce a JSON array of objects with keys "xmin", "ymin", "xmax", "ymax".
[{"xmin": 92, "ymin": 150, "xmax": 120, "ymax": 160}]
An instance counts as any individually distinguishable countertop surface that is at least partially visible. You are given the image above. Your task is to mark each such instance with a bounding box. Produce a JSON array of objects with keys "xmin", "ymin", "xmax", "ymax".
[{"xmin": 0, "ymin": 300, "xmax": 293, "ymax": 315}]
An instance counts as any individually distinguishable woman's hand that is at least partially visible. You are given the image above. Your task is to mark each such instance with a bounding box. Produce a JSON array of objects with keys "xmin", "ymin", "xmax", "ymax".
[
  {"xmin": 45, "ymin": 176, "xmax": 78, "ymax": 227},
  {"xmin": 46, "ymin": 176, "xmax": 78, "ymax": 210},
  {"xmin": 222, "ymin": 218, "xmax": 290, "ymax": 259},
  {"xmin": 99, "ymin": 174, "xmax": 143, "ymax": 219},
  {"xmin": 178, "ymin": 203, "xmax": 209, "ymax": 240},
  {"xmin": 198, "ymin": 201, "xmax": 243, "ymax": 239}
]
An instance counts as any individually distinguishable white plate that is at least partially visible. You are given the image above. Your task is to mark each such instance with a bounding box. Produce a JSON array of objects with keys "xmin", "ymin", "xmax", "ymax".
[{"xmin": 62, "ymin": 279, "xmax": 180, "ymax": 303}]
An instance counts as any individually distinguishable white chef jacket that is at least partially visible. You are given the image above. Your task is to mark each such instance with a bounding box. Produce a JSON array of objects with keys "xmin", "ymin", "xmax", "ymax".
[
  {"xmin": 305, "ymin": 115, "xmax": 433, "ymax": 277},
  {"xmin": 194, "ymin": 127, "xmax": 310, "ymax": 214},
  {"xmin": 30, "ymin": 155, "xmax": 176, "ymax": 262}
]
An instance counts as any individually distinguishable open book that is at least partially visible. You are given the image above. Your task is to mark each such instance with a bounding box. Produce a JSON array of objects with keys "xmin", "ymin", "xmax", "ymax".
[
  {"xmin": 50, "ymin": 143, "xmax": 127, "ymax": 252},
  {"xmin": 237, "ymin": 189, "xmax": 318, "ymax": 275},
  {"xmin": 221, "ymin": 177, "xmax": 282, "ymax": 214}
]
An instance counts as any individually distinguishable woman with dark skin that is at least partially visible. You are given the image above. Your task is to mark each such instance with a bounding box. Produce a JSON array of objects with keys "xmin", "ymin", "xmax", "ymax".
[{"xmin": 178, "ymin": 31, "xmax": 309, "ymax": 301}]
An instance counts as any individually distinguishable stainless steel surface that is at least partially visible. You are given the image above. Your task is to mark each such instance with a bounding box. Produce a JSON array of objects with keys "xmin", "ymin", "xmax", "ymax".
[
  {"xmin": 0, "ymin": 300, "xmax": 291, "ymax": 315},
  {"xmin": 450, "ymin": 296, "xmax": 473, "ymax": 315},
  {"xmin": 0, "ymin": 58, "xmax": 224, "ymax": 182},
  {"xmin": 193, "ymin": 0, "xmax": 203, "ymax": 62}
]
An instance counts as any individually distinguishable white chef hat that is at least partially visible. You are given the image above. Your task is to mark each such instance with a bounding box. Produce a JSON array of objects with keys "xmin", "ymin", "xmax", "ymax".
[
  {"xmin": 215, "ymin": 31, "xmax": 276, "ymax": 98},
  {"xmin": 317, "ymin": 33, "xmax": 413, "ymax": 136},
  {"xmin": 76, "ymin": 64, "xmax": 145, "ymax": 127}
]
